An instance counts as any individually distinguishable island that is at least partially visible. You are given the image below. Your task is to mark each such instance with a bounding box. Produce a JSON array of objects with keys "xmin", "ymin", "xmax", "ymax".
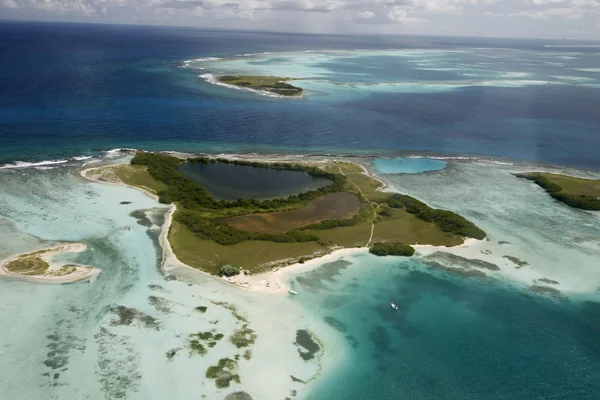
[
  {"xmin": 82, "ymin": 152, "xmax": 486, "ymax": 278},
  {"xmin": 217, "ymin": 76, "xmax": 303, "ymax": 96},
  {"xmin": 515, "ymin": 172, "xmax": 600, "ymax": 211},
  {"xmin": 0, "ymin": 243, "xmax": 100, "ymax": 283}
]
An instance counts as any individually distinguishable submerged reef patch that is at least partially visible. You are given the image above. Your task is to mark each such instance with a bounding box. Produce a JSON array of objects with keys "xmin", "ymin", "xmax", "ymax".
[
  {"xmin": 129, "ymin": 209, "xmax": 153, "ymax": 227},
  {"xmin": 195, "ymin": 306, "xmax": 208, "ymax": 313},
  {"xmin": 294, "ymin": 330, "xmax": 321, "ymax": 361},
  {"xmin": 503, "ymin": 255, "xmax": 529, "ymax": 268},
  {"xmin": 423, "ymin": 252, "xmax": 500, "ymax": 271},
  {"xmin": 530, "ymin": 285, "xmax": 565, "ymax": 298},
  {"xmin": 108, "ymin": 305, "xmax": 161, "ymax": 330},
  {"xmin": 224, "ymin": 391, "xmax": 253, "ymax": 400},
  {"xmin": 230, "ymin": 325, "xmax": 257, "ymax": 348},
  {"xmin": 425, "ymin": 261, "xmax": 489, "ymax": 279},
  {"xmin": 94, "ymin": 327, "xmax": 142, "ymax": 399},
  {"xmin": 205, "ymin": 358, "xmax": 241, "ymax": 388},
  {"xmin": 148, "ymin": 295, "xmax": 175, "ymax": 313},
  {"xmin": 538, "ymin": 278, "xmax": 559, "ymax": 285}
]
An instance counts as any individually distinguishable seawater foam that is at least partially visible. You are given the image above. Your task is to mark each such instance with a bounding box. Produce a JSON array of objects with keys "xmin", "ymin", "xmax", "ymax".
[{"xmin": 0, "ymin": 159, "xmax": 69, "ymax": 169}]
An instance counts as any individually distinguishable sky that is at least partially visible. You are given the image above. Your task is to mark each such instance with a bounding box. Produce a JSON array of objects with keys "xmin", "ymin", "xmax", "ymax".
[{"xmin": 1, "ymin": 0, "xmax": 599, "ymax": 39}]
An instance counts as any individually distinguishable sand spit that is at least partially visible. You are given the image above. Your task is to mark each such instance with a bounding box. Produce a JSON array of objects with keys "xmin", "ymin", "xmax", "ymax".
[{"xmin": 0, "ymin": 243, "xmax": 100, "ymax": 284}]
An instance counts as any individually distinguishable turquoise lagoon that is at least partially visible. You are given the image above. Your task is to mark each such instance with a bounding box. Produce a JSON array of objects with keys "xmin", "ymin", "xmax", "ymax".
[
  {"xmin": 373, "ymin": 157, "xmax": 447, "ymax": 174},
  {"xmin": 1, "ymin": 155, "xmax": 600, "ymax": 400}
]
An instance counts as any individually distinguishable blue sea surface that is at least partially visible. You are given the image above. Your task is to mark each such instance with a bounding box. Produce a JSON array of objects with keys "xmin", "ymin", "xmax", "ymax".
[
  {"xmin": 374, "ymin": 158, "xmax": 447, "ymax": 174},
  {"xmin": 291, "ymin": 256, "xmax": 600, "ymax": 400},
  {"xmin": 1, "ymin": 22, "xmax": 600, "ymax": 168},
  {"xmin": 1, "ymin": 21, "xmax": 600, "ymax": 400}
]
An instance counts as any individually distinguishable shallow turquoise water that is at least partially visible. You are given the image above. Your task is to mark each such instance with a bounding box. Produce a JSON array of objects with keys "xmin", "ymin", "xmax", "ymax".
[
  {"xmin": 0, "ymin": 162, "xmax": 329, "ymax": 400},
  {"xmin": 373, "ymin": 158, "xmax": 447, "ymax": 174},
  {"xmin": 292, "ymin": 255, "xmax": 600, "ymax": 400}
]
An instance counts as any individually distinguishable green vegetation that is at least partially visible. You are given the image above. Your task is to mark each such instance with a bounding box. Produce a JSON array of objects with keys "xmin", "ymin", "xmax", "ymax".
[
  {"xmin": 188, "ymin": 331, "xmax": 224, "ymax": 356},
  {"xmin": 386, "ymin": 194, "xmax": 486, "ymax": 239},
  {"xmin": 205, "ymin": 358, "xmax": 241, "ymax": 388},
  {"xmin": 112, "ymin": 164, "xmax": 168, "ymax": 194},
  {"xmin": 219, "ymin": 265, "xmax": 241, "ymax": 277},
  {"xmin": 230, "ymin": 325, "xmax": 257, "ymax": 348},
  {"xmin": 243, "ymin": 350, "xmax": 252, "ymax": 360},
  {"xmin": 211, "ymin": 301, "xmax": 248, "ymax": 323},
  {"xmin": 515, "ymin": 172, "xmax": 600, "ymax": 211},
  {"xmin": 95, "ymin": 153, "xmax": 485, "ymax": 275},
  {"xmin": 4, "ymin": 256, "xmax": 50, "ymax": 275},
  {"xmin": 174, "ymin": 210, "xmax": 319, "ymax": 245},
  {"xmin": 195, "ymin": 306, "xmax": 208, "ymax": 313},
  {"xmin": 222, "ymin": 192, "xmax": 361, "ymax": 234},
  {"xmin": 218, "ymin": 75, "xmax": 303, "ymax": 96},
  {"xmin": 296, "ymin": 204, "xmax": 373, "ymax": 231},
  {"xmin": 369, "ymin": 242, "xmax": 415, "ymax": 257}
]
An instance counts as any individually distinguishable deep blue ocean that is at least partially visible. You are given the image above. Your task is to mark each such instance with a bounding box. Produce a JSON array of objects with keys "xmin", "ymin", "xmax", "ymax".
[
  {"xmin": 1, "ymin": 21, "xmax": 600, "ymax": 168},
  {"xmin": 1, "ymin": 21, "xmax": 600, "ymax": 400}
]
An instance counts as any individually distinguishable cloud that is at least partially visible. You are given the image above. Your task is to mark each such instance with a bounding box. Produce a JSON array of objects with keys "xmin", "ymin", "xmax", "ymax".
[
  {"xmin": 356, "ymin": 10, "xmax": 376, "ymax": 18},
  {"xmin": 1, "ymin": 0, "xmax": 600, "ymax": 38},
  {"xmin": 510, "ymin": 6, "xmax": 588, "ymax": 18},
  {"xmin": 386, "ymin": 5, "xmax": 426, "ymax": 22}
]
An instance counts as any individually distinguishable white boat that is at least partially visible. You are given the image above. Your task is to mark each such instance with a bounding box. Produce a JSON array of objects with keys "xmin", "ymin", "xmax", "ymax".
[
  {"xmin": 288, "ymin": 289, "xmax": 298, "ymax": 295},
  {"xmin": 391, "ymin": 303, "xmax": 398, "ymax": 310}
]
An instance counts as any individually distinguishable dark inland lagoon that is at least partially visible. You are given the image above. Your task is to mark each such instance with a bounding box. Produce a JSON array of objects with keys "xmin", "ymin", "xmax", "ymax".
[{"xmin": 177, "ymin": 161, "xmax": 332, "ymax": 200}]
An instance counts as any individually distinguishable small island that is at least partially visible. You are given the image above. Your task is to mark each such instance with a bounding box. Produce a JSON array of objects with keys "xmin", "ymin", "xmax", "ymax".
[
  {"xmin": 516, "ymin": 172, "xmax": 600, "ymax": 211},
  {"xmin": 83, "ymin": 152, "xmax": 486, "ymax": 278},
  {"xmin": 0, "ymin": 243, "xmax": 100, "ymax": 284},
  {"xmin": 217, "ymin": 76, "xmax": 303, "ymax": 96}
]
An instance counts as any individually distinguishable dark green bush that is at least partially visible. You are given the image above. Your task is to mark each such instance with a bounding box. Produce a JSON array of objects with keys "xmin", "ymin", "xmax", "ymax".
[
  {"xmin": 369, "ymin": 242, "xmax": 415, "ymax": 257},
  {"xmin": 218, "ymin": 265, "xmax": 241, "ymax": 277}
]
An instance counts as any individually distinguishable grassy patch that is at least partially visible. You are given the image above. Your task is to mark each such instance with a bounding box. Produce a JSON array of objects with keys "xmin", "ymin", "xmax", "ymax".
[
  {"xmin": 170, "ymin": 220, "xmax": 325, "ymax": 274},
  {"xmin": 112, "ymin": 164, "xmax": 168, "ymax": 194},
  {"xmin": 221, "ymin": 192, "xmax": 361, "ymax": 234},
  {"xmin": 516, "ymin": 172, "xmax": 600, "ymax": 211},
  {"xmin": 4, "ymin": 256, "xmax": 50, "ymax": 275},
  {"xmin": 372, "ymin": 208, "xmax": 464, "ymax": 246}
]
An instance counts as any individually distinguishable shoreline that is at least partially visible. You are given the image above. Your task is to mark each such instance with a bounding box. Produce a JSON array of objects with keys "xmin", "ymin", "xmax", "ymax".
[
  {"xmin": 0, "ymin": 243, "xmax": 100, "ymax": 284},
  {"xmin": 78, "ymin": 155, "xmax": 483, "ymax": 295}
]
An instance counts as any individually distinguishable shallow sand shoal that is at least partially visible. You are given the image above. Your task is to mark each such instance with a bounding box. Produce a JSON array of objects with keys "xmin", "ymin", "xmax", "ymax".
[{"xmin": 0, "ymin": 242, "xmax": 100, "ymax": 284}]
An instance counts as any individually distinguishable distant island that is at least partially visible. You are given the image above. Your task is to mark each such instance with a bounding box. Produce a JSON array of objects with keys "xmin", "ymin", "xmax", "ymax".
[
  {"xmin": 83, "ymin": 153, "xmax": 485, "ymax": 277},
  {"xmin": 0, "ymin": 243, "xmax": 100, "ymax": 284},
  {"xmin": 516, "ymin": 172, "xmax": 600, "ymax": 211},
  {"xmin": 217, "ymin": 76, "xmax": 303, "ymax": 96}
]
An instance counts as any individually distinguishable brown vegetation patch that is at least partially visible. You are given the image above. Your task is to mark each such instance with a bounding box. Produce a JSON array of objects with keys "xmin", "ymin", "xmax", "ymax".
[{"xmin": 221, "ymin": 192, "xmax": 361, "ymax": 234}]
